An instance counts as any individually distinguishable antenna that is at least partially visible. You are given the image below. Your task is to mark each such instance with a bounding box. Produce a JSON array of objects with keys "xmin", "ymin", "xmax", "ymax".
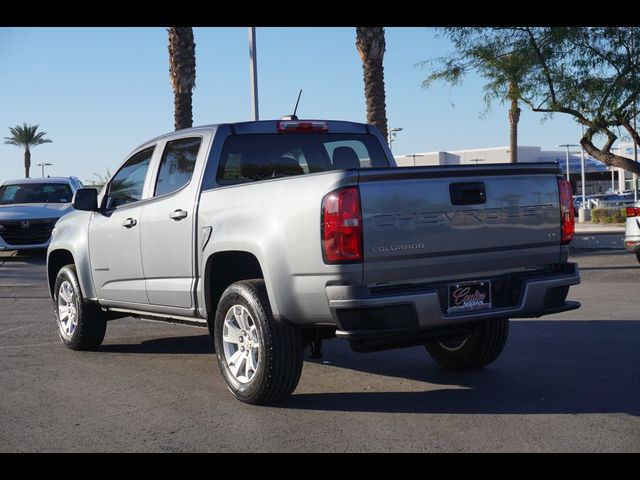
[
  {"xmin": 281, "ymin": 89, "xmax": 302, "ymax": 121},
  {"xmin": 292, "ymin": 89, "xmax": 302, "ymax": 118}
]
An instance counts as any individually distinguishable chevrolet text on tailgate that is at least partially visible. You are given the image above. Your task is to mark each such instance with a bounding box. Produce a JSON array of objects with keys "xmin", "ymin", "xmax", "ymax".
[{"xmin": 47, "ymin": 119, "xmax": 580, "ymax": 404}]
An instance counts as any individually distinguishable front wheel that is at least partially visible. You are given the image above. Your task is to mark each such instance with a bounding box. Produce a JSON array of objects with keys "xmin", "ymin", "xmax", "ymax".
[
  {"xmin": 425, "ymin": 318, "xmax": 509, "ymax": 370},
  {"xmin": 53, "ymin": 264, "xmax": 106, "ymax": 350},
  {"xmin": 636, "ymin": 252, "xmax": 640, "ymax": 265},
  {"xmin": 213, "ymin": 280, "xmax": 303, "ymax": 405}
]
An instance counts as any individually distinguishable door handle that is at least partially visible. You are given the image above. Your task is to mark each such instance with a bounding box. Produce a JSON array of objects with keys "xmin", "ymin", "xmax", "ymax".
[
  {"xmin": 122, "ymin": 217, "xmax": 137, "ymax": 228},
  {"xmin": 170, "ymin": 209, "xmax": 188, "ymax": 221}
]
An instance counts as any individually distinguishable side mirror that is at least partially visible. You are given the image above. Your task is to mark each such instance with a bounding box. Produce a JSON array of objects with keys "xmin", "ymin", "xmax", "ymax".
[{"xmin": 72, "ymin": 188, "xmax": 98, "ymax": 211}]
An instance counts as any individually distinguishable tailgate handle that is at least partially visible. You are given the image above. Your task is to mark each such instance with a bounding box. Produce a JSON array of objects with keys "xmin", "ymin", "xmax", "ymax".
[{"xmin": 449, "ymin": 182, "xmax": 486, "ymax": 205}]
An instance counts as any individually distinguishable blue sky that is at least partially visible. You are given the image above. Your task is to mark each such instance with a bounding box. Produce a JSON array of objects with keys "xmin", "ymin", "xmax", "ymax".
[{"xmin": 0, "ymin": 27, "xmax": 583, "ymax": 182}]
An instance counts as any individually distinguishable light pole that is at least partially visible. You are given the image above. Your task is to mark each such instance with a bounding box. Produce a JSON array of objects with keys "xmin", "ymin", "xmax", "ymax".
[
  {"xmin": 248, "ymin": 27, "xmax": 259, "ymax": 121},
  {"xmin": 633, "ymin": 100, "xmax": 638, "ymax": 202},
  {"xmin": 388, "ymin": 127, "xmax": 403, "ymax": 153},
  {"xmin": 577, "ymin": 126, "xmax": 591, "ymax": 222},
  {"xmin": 580, "ymin": 126, "xmax": 587, "ymax": 208},
  {"xmin": 37, "ymin": 162, "xmax": 52, "ymax": 178},
  {"xmin": 611, "ymin": 165, "xmax": 615, "ymax": 193},
  {"xmin": 558, "ymin": 144, "xmax": 579, "ymax": 183}
]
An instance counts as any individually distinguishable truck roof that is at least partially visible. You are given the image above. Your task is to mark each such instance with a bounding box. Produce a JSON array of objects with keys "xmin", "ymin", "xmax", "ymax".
[{"xmin": 132, "ymin": 119, "xmax": 374, "ymax": 153}]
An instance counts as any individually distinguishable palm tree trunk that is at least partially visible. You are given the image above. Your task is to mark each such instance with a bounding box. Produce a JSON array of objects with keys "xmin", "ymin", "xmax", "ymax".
[
  {"xmin": 356, "ymin": 27, "xmax": 389, "ymax": 141},
  {"xmin": 168, "ymin": 27, "xmax": 196, "ymax": 131},
  {"xmin": 24, "ymin": 147, "xmax": 31, "ymax": 178},
  {"xmin": 174, "ymin": 92, "xmax": 193, "ymax": 131},
  {"xmin": 508, "ymin": 81, "xmax": 520, "ymax": 163}
]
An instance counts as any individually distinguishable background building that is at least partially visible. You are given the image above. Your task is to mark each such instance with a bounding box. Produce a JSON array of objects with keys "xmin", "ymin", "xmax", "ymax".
[{"xmin": 395, "ymin": 145, "xmax": 639, "ymax": 196}]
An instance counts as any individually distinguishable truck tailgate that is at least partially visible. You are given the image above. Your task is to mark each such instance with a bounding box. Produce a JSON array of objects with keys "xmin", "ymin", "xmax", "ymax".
[{"xmin": 359, "ymin": 163, "xmax": 562, "ymax": 285}]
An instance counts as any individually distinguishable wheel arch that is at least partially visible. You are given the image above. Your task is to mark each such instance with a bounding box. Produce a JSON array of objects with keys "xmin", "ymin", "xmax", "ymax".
[
  {"xmin": 47, "ymin": 249, "xmax": 75, "ymax": 298},
  {"xmin": 204, "ymin": 250, "xmax": 268, "ymax": 329},
  {"xmin": 47, "ymin": 247, "xmax": 97, "ymax": 301}
]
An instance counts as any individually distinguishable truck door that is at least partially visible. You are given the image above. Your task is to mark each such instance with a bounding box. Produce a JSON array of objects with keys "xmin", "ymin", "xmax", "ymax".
[
  {"xmin": 89, "ymin": 146, "xmax": 155, "ymax": 304},
  {"xmin": 139, "ymin": 136, "xmax": 204, "ymax": 309}
]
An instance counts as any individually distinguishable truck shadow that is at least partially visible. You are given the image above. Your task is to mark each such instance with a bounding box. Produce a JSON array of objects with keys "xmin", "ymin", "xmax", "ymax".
[
  {"xmin": 19, "ymin": 249, "xmax": 48, "ymax": 258},
  {"xmin": 0, "ymin": 252, "xmax": 47, "ymax": 265},
  {"xmin": 100, "ymin": 334, "xmax": 214, "ymax": 354},
  {"xmin": 282, "ymin": 320, "xmax": 640, "ymax": 416}
]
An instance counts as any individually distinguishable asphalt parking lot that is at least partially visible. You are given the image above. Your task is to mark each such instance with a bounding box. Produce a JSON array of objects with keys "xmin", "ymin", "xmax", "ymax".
[{"xmin": 0, "ymin": 249, "xmax": 638, "ymax": 452}]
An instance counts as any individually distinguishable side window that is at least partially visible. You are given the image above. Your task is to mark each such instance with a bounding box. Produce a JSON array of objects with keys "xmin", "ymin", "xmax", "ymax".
[
  {"xmin": 107, "ymin": 146, "xmax": 154, "ymax": 209},
  {"xmin": 154, "ymin": 137, "xmax": 201, "ymax": 197}
]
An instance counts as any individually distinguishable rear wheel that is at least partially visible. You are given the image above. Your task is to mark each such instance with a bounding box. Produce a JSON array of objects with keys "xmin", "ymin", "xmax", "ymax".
[
  {"xmin": 54, "ymin": 265, "xmax": 106, "ymax": 350},
  {"xmin": 213, "ymin": 280, "xmax": 303, "ymax": 404},
  {"xmin": 426, "ymin": 318, "xmax": 509, "ymax": 370}
]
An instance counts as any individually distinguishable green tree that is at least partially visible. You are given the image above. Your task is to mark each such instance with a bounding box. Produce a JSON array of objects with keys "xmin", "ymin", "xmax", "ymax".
[
  {"xmin": 4, "ymin": 123, "xmax": 52, "ymax": 178},
  {"xmin": 168, "ymin": 27, "xmax": 196, "ymax": 131},
  {"xmin": 425, "ymin": 27, "xmax": 640, "ymax": 174},
  {"xmin": 424, "ymin": 30, "xmax": 536, "ymax": 162},
  {"xmin": 356, "ymin": 27, "xmax": 389, "ymax": 141}
]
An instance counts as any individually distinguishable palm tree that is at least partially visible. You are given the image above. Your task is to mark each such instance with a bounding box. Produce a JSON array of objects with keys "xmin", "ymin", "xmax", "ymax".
[
  {"xmin": 85, "ymin": 168, "xmax": 112, "ymax": 191},
  {"xmin": 4, "ymin": 123, "xmax": 52, "ymax": 178},
  {"xmin": 474, "ymin": 51, "xmax": 529, "ymax": 163},
  {"xmin": 486, "ymin": 53, "xmax": 527, "ymax": 163},
  {"xmin": 356, "ymin": 27, "xmax": 389, "ymax": 141},
  {"xmin": 507, "ymin": 79, "xmax": 521, "ymax": 163},
  {"xmin": 168, "ymin": 27, "xmax": 196, "ymax": 131}
]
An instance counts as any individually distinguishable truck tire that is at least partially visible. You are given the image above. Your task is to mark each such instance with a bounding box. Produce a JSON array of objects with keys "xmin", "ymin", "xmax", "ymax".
[
  {"xmin": 213, "ymin": 280, "xmax": 303, "ymax": 404},
  {"xmin": 425, "ymin": 318, "xmax": 509, "ymax": 370},
  {"xmin": 53, "ymin": 264, "xmax": 106, "ymax": 350}
]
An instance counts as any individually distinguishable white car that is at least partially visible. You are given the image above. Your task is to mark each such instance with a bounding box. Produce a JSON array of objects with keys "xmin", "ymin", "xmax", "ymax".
[
  {"xmin": 624, "ymin": 202, "xmax": 640, "ymax": 264},
  {"xmin": 0, "ymin": 177, "xmax": 83, "ymax": 251}
]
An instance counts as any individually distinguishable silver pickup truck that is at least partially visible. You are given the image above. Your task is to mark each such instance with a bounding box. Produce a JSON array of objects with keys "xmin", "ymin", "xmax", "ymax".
[{"xmin": 47, "ymin": 119, "xmax": 580, "ymax": 404}]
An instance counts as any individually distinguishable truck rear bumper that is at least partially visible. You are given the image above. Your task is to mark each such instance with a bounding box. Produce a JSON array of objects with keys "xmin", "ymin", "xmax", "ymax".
[{"xmin": 328, "ymin": 263, "xmax": 580, "ymax": 340}]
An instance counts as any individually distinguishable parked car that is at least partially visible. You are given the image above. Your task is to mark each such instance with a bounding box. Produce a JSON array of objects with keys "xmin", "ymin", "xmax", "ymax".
[
  {"xmin": 0, "ymin": 177, "xmax": 83, "ymax": 251},
  {"xmin": 624, "ymin": 202, "xmax": 640, "ymax": 264},
  {"xmin": 47, "ymin": 119, "xmax": 580, "ymax": 404}
]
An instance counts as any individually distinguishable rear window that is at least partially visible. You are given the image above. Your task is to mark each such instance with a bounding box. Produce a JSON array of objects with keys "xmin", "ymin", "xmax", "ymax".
[
  {"xmin": 0, "ymin": 183, "xmax": 72, "ymax": 204},
  {"xmin": 216, "ymin": 134, "xmax": 389, "ymax": 185}
]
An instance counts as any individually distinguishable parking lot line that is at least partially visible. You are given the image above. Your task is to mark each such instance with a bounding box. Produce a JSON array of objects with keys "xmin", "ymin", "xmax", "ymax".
[{"xmin": 0, "ymin": 323, "xmax": 36, "ymax": 335}]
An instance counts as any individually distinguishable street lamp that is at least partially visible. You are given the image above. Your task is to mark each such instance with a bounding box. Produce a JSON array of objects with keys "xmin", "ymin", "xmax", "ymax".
[
  {"xmin": 558, "ymin": 144, "xmax": 579, "ymax": 183},
  {"xmin": 37, "ymin": 162, "xmax": 52, "ymax": 178},
  {"xmin": 388, "ymin": 127, "xmax": 403, "ymax": 153},
  {"xmin": 579, "ymin": 126, "xmax": 587, "ymax": 210},
  {"xmin": 633, "ymin": 101, "xmax": 638, "ymax": 202},
  {"xmin": 248, "ymin": 27, "xmax": 259, "ymax": 121}
]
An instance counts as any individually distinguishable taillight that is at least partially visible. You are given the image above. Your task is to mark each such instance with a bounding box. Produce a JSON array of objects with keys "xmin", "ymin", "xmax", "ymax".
[
  {"xmin": 277, "ymin": 120, "xmax": 329, "ymax": 133},
  {"xmin": 558, "ymin": 178, "xmax": 575, "ymax": 245},
  {"xmin": 626, "ymin": 207, "xmax": 640, "ymax": 217},
  {"xmin": 321, "ymin": 186, "xmax": 362, "ymax": 263}
]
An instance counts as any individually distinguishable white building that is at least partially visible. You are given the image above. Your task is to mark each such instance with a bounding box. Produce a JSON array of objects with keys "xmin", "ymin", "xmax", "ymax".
[
  {"xmin": 396, "ymin": 145, "xmax": 573, "ymax": 167},
  {"xmin": 395, "ymin": 145, "xmax": 638, "ymax": 195}
]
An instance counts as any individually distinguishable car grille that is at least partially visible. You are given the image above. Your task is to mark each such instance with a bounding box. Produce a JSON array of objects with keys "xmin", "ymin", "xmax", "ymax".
[{"xmin": 0, "ymin": 218, "xmax": 58, "ymax": 246}]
